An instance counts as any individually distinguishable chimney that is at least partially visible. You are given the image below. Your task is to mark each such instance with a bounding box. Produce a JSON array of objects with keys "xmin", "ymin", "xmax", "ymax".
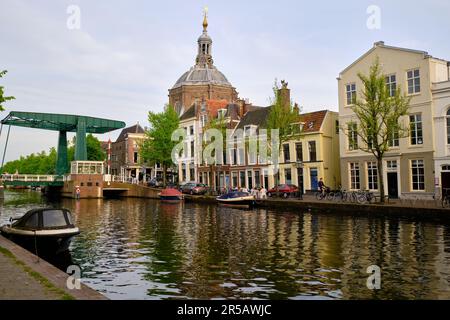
[
  {"xmin": 237, "ymin": 98, "xmax": 245, "ymax": 117},
  {"xmin": 293, "ymin": 103, "xmax": 300, "ymax": 115},
  {"xmin": 278, "ymin": 80, "xmax": 291, "ymax": 111}
]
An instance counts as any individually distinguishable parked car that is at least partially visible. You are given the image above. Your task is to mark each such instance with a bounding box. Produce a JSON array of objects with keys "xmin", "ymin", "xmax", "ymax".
[
  {"xmin": 147, "ymin": 178, "xmax": 163, "ymax": 188},
  {"xmin": 180, "ymin": 182, "xmax": 208, "ymax": 195},
  {"xmin": 267, "ymin": 184, "xmax": 299, "ymax": 198}
]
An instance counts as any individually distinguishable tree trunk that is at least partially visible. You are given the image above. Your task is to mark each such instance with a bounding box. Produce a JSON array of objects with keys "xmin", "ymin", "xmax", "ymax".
[{"xmin": 377, "ymin": 157, "xmax": 385, "ymax": 204}]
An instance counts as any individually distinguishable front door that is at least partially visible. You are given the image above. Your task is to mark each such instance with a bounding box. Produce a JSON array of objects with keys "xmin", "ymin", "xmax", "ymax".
[
  {"xmin": 297, "ymin": 168, "xmax": 304, "ymax": 195},
  {"xmin": 387, "ymin": 172, "xmax": 398, "ymax": 199},
  {"xmin": 310, "ymin": 168, "xmax": 318, "ymax": 191},
  {"xmin": 441, "ymin": 172, "xmax": 450, "ymax": 197}
]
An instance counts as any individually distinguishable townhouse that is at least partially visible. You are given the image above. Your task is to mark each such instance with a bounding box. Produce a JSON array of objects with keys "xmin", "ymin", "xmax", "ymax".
[{"xmin": 338, "ymin": 41, "xmax": 450, "ymax": 199}]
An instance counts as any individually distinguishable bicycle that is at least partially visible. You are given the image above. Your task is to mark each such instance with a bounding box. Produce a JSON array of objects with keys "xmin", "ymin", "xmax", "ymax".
[{"xmin": 315, "ymin": 187, "xmax": 331, "ymax": 201}]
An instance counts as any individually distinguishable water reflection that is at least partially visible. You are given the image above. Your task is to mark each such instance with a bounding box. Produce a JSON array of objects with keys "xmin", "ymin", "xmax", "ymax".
[{"xmin": 1, "ymin": 190, "xmax": 450, "ymax": 300}]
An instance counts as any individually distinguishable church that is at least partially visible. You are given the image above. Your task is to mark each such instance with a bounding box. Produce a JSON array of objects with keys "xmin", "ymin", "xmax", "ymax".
[{"xmin": 169, "ymin": 12, "xmax": 239, "ymax": 116}]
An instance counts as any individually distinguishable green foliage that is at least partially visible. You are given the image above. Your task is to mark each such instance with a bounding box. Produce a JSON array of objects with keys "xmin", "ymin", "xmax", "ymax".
[
  {"xmin": 266, "ymin": 80, "xmax": 301, "ymax": 151},
  {"xmin": 0, "ymin": 70, "xmax": 15, "ymax": 111},
  {"xmin": 2, "ymin": 134, "xmax": 105, "ymax": 174},
  {"xmin": 140, "ymin": 105, "xmax": 180, "ymax": 185},
  {"xmin": 348, "ymin": 58, "xmax": 411, "ymax": 155},
  {"xmin": 345, "ymin": 58, "xmax": 411, "ymax": 203}
]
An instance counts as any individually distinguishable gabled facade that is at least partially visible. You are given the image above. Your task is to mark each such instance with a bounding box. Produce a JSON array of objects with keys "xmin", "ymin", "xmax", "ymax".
[{"xmin": 338, "ymin": 41, "xmax": 450, "ymax": 199}]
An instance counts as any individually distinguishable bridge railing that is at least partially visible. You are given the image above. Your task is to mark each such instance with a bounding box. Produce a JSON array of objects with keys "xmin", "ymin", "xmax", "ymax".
[{"xmin": 1, "ymin": 174, "xmax": 63, "ymax": 182}]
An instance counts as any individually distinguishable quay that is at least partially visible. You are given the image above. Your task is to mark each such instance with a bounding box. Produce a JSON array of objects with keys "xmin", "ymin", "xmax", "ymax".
[{"xmin": 0, "ymin": 235, "xmax": 107, "ymax": 300}]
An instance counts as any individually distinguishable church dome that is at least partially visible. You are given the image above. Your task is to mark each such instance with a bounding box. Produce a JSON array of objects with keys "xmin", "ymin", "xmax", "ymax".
[
  {"xmin": 172, "ymin": 10, "xmax": 233, "ymax": 90},
  {"xmin": 173, "ymin": 66, "xmax": 232, "ymax": 89}
]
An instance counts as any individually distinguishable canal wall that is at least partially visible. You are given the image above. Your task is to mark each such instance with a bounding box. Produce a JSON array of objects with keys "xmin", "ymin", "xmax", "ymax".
[{"xmin": 0, "ymin": 235, "xmax": 107, "ymax": 300}]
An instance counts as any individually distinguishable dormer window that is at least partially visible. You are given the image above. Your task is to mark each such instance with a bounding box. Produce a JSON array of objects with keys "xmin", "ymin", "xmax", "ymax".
[
  {"xmin": 308, "ymin": 121, "xmax": 315, "ymax": 130},
  {"xmin": 201, "ymin": 114, "xmax": 208, "ymax": 127},
  {"xmin": 244, "ymin": 125, "xmax": 256, "ymax": 137},
  {"xmin": 218, "ymin": 109, "xmax": 227, "ymax": 119}
]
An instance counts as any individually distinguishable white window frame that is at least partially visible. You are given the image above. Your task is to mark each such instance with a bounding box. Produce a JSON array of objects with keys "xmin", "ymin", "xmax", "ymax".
[
  {"xmin": 346, "ymin": 83, "xmax": 357, "ymax": 105},
  {"xmin": 411, "ymin": 159, "xmax": 425, "ymax": 191},
  {"xmin": 348, "ymin": 123, "xmax": 358, "ymax": 151},
  {"xmin": 386, "ymin": 74, "xmax": 397, "ymax": 97},
  {"xmin": 407, "ymin": 69, "xmax": 421, "ymax": 95},
  {"xmin": 410, "ymin": 114, "xmax": 423, "ymax": 145},
  {"xmin": 349, "ymin": 162, "xmax": 360, "ymax": 190},
  {"xmin": 367, "ymin": 161, "xmax": 378, "ymax": 191}
]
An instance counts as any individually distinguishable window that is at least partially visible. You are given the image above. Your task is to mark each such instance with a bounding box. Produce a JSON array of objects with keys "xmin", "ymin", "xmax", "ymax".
[
  {"xmin": 247, "ymin": 171, "xmax": 253, "ymax": 189},
  {"xmin": 407, "ymin": 69, "xmax": 420, "ymax": 94},
  {"xmin": 283, "ymin": 144, "xmax": 290, "ymax": 162},
  {"xmin": 386, "ymin": 74, "xmax": 397, "ymax": 97},
  {"xmin": 42, "ymin": 210, "xmax": 68, "ymax": 228},
  {"xmin": 411, "ymin": 160, "xmax": 425, "ymax": 191},
  {"xmin": 367, "ymin": 162, "xmax": 378, "ymax": 190},
  {"xmin": 190, "ymin": 141, "xmax": 195, "ymax": 158},
  {"xmin": 218, "ymin": 109, "xmax": 227, "ymax": 119},
  {"xmin": 238, "ymin": 148, "xmax": 245, "ymax": 165},
  {"xmin": 446, "ymin": 109, "xmax": 450, "ymax": 144},
  {"xmin": 348, "ymin": 123, "xmax": 358, "ymax": 150},
  {"xmin": 295, "ymin": 142, "xmax": 303, "ymax": 162},
  {"xmin": 387, "ymin": 160, "xmax": 398, "ymax": 171},
  {"xmin": 410, "ymin": 114, "xmax": 423, "ymax": 145},
  {"xmin": 335, "ymin": 120, "xmax": 340, "ymax": 134},
  {"xmin": 239, "ymin": 171, "xmax": 246, "ymax": 188},
  {"xmin": 349, "ymin": 162, "xmax": 360, "ymax": 190},
  {"xmin": 248, "ymin": 146, "xmax": 257, "ymax": 165},
  {"xmin": 254, "ymin": 170, "xmax": 261, "ymax": 188},
  {"xmin": 388, "ymin": 127, "xmax": 400, "ymax": 147},
  {"xmin": 285, "ymin": 168, "xmax": 292, "ymax": 185},
  {"xmin": 244, "ymin": 125, "xmax": 256, "ymax": 137},
  {"xmin": 232, "ymin": 172, "xmax": 238, "ymax": 188},
  {"xmin": 134, "ymin": 152, "xmax": 138, "ymax": 163},
  {"xmin": 346, "ymin": 83, "xmax": 357, "ymax": 105},
  {"xmin": 201, "ymin": 114, "xmax": 208, "ymax": 127},
  {"xmin": 231, "ymin": 148, "xmax": 237, "ymax": 165},
  {"xmin": 24, "ymin": 213, "xmax": 39, "ymax": 229},
  {"xmin": 190, "ymin": 165, "xmax": 195, "ymax": 182},
  {"xmin": 190, "ymin": 126, "xmax": 194, "ymax": 135},
  {"xmin": 308, "ymin": 141, "xmax": 317, "ymax": 162}
]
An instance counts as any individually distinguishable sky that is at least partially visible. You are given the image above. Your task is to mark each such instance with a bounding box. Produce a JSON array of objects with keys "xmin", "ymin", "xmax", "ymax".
[{"xmin": 0, "ymin": 0, "xmax": 449, "ymax": 162}]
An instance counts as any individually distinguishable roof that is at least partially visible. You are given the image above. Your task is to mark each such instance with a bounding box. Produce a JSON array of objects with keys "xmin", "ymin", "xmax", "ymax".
[
  {"xmin": 339, "ymin": 41, "xmax": 449, "ymax": 76},
  {"xmin": 236, "ymin": 108, "xmax": 328, "ymax": 133},
  {"xmin": 115, "ymin": 124, "xmax": 145, "ymax": 142},
  {"xmin": 236, "ymin": 106, "xmax": 272, "ymax": 130},
  {"xmin": 299, "ymin": 110, "xmax": 328, "ymax": 133},
  {"xmin": 180, "ymin": 105, "xmax": 196, "ymax": 121},
  {"xmin": 1, "ymin": 111, "xmax": 126, "ymax": 133},
  {"xmin": 172, "ymin": 65, "xmax": 232, "ymax": 89}
]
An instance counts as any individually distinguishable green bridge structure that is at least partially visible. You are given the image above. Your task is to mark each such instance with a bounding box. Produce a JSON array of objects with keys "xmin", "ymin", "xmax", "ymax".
[{"xmin": 0, "ymin": 111, "xmax": 126, "ymax": 187}]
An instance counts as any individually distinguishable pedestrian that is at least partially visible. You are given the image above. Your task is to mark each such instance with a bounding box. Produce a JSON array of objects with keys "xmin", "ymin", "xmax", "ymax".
[
  {"xmin": 75, "ymin": 185, "xmax": 81, "ymax": 200},
  {"xmin": 260, "ymin": 187, "xmax": 267, "ymax": 200}
]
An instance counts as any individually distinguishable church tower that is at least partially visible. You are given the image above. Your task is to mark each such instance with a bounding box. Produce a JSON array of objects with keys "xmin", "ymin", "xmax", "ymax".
[{"xmin": 169, "ymin": 10, "xmax": 238, "ymax": 116}]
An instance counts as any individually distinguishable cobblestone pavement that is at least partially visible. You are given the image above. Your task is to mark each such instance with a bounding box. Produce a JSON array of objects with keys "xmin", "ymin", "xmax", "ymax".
[{"xmin": 0, "ymin": 249, "xmax": 62, "ymax": 300}]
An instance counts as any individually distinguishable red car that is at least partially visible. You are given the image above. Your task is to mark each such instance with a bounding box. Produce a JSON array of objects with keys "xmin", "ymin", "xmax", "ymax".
[{"xmin": 267, "ymin": 184, "xmax": 299, "ymax": 198}]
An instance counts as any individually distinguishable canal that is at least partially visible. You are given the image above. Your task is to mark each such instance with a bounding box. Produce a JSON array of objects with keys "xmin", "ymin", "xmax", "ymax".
[{"xmin": 1, "ymin": 190, "xmax": 450, "ymax": 300}]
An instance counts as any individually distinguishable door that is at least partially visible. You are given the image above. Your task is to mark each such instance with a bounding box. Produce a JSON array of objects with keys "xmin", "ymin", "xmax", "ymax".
[
  {"xmin": 310, "ymin": 168, "xmax": 318, "ymax": 191},
  {"xmin": 387, "ymin": 172, "xmax": 398, "ymax": 199},
  {"xmin": 441, "ymin": 172, "xmax": 450, "ymax": 197},
  {"xmin": 297, "ymin": 168, "xmax": 304, "ymax": 195}
]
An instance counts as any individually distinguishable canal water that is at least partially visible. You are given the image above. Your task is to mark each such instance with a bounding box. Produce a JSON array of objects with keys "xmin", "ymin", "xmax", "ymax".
[{"xmin": 1, "ymin": 190, "xmax": 450, "ymax": 300}]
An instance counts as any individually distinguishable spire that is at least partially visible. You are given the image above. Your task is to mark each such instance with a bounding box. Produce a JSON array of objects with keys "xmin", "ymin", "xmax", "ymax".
[
  {"xmin": 203, "ymin": 6, "xmax": 208, "ymax": 32},
  {"xmin": 196, "ymin": 7, "xmax": 213, "ymax": 67}
]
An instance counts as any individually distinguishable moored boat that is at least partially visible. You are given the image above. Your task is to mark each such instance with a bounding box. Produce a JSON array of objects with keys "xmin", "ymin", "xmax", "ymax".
[
  {"xmin": 0, "ymin": 208, "xmax": 80, "ymax": 255},
  {"xmin": 159, "ymin": 188, "xmax": 184, "ymax": 202},
  {"xmin": 216, "ymin": 191, "xmax": 255, "ymax": 207}
]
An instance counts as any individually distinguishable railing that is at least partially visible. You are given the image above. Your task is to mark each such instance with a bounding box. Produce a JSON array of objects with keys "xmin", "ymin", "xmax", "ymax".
[{"xmin": 1, "ymin": 174, "xmax": 63, "ymax": 182}]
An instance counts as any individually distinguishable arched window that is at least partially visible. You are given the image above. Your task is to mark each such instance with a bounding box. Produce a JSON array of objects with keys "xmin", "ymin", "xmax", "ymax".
[{"xmin": 447, "ymin": 108, "xmax": 450, "ymax": 144}]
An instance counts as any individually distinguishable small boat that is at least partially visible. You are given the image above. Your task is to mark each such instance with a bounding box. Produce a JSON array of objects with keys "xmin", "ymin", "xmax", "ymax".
[
  {"xmin": 0, "ymin": 208, "xmax": 80, "ymax": 255},
  {"xmin": 216, "ymin": 191, "xmax": 255, "ymax": 207},
  {"xmin": 159, "ymin": 188, "xmax": 183, "ymax": 202}
]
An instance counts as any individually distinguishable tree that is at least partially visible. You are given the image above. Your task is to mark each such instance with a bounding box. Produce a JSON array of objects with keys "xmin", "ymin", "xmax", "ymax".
[
  {"xmin": 202, "ymin": 114, "xmax": 228, "ymax": 191},
  {"xmin": 266, "ymin": 80, "xmax": 301, "ymax": 187},
  {"xmin": 344, "ymin": 59, "xmax": 411, "ymax": 203},
  {"xmin": 0, "ymin": 70, "xmax": 15, "ymax": 111},
  {"xmin": 140, "ymin": 105, "xmax": 180, "ymax": 186}
]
